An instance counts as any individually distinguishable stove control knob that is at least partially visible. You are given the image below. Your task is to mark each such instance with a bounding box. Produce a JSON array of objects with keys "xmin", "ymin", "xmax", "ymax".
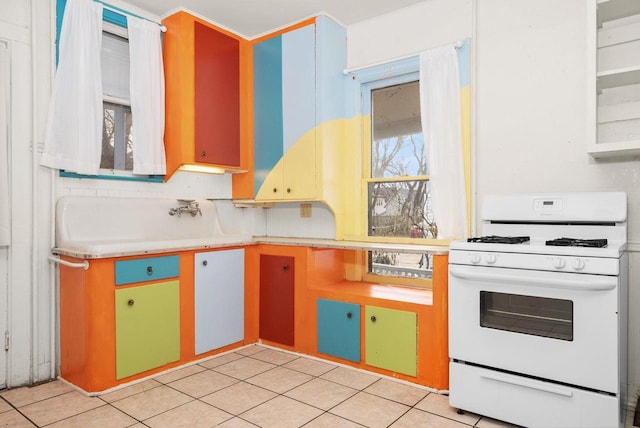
[
  {"xmin": 572, "ymin": 258, "xmax": 585, "ymax": 271},
  {"xmin": 552, "ymin": 257, "xmax": 566, "ymax": 269},
  {"xmin": 470, "ymin": 253, "xmax": 481, "ymax": 264},
  {"xmin": 486, "ymin": 253, "xmax": 497, "ymax": 264}
]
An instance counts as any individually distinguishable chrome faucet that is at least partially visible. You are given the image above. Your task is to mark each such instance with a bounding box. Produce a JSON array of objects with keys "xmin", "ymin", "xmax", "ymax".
[{"xmin": 169, "ymin": 199, "xmax": 202, "ymax": 217}]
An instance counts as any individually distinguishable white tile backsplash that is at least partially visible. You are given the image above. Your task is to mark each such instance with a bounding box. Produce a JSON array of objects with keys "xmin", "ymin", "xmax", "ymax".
[{"xmin": 265, "ymin": 202, "xmax": 335, "ymax": 239}]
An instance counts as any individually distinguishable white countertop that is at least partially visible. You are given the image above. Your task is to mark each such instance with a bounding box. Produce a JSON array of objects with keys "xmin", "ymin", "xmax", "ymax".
[{"xmin": 52, "ymin": 236, "xmax": 448, "ymax": 259}]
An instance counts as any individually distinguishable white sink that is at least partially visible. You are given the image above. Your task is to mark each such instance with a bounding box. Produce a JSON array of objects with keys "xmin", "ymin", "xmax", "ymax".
[{"xmin": 54, "ymin": 196, "xmax": 252, "ymax": 258}]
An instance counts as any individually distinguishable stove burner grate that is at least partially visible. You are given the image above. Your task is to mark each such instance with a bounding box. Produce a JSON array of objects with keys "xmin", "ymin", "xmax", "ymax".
[
  {"xmin": 467, "ymin": 235, "xmax": 530, "ymax": 244},
  {"xmin": 545, "ymin": 238, "xmax": 608, "ymax": 248}
]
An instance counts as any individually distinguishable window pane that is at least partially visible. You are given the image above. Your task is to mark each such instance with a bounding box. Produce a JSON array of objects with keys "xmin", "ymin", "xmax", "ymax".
[
  {"xmin": 102, "ymin": 32, "xmax": 130, "ymax": 100},
  {"xmin": 102, "ymin": 102, "xmax": 133, "ymax": 171},
  {"xmin": 125, "ymin": 110, "xmax": 133, "ymax": 171},
  {"xmin": 101, "ymin": 107, "xmax": 115, "ymax": 169},
  {"xmin": 371, "ymin": 81, "xmax": 425, "ymax": 178},
  {"xmin": 369, "ymin": 251, "xmax": 433, "ymax": 280},
  {"xmin": 368, "ymin": 180, "xmax": 436, "ymax": 238}
]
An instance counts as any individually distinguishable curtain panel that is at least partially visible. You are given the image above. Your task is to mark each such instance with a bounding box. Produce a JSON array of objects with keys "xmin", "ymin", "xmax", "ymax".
[
  {"xmin": 41, "ymin": 0, "xmax": 103, "ymax": 175},
  {"xmin": 420, "ymin": 44, "xmax": 468, "ymax": 240},
  {"xmin": 128, "ymin": 15, "xmax": 166, "ymax": 175},
  {"xmin": 43, "ymin": 0, "xmax": 166, "ymax": 176}
]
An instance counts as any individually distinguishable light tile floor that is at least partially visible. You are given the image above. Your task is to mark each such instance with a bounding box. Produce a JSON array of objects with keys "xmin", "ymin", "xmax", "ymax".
[{"xmin": 0, "ymin": 345, "xmax": 634, "ymax": 427}]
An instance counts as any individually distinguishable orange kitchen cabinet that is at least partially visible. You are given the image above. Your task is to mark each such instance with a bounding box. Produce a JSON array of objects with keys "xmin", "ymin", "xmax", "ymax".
[{"xmin": 163, "ymin": 11, "xmax": 251, "ymax": 179}]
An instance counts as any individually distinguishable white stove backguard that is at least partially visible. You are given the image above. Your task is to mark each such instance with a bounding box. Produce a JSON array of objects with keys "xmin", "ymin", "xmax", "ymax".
[{"xmin": 481, "ymin": 192, "xmax": 627, "ymax": 224}]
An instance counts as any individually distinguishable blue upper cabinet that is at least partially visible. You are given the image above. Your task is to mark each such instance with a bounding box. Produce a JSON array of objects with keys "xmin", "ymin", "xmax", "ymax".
[
  {"xmin": 253, "ymin": 35, "xmax": 285, "ymax": 194},
  {"xmin": 251, "ymin": 17, "xmax": 347, "ymax": 203}
]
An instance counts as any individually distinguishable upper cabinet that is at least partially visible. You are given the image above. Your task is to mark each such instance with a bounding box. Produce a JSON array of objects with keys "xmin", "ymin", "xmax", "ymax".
[
  {"xmin": 253, "ymin": 23, "xmax": 316, "ymax": 200},
  {"xmin": 233, "ymin": 17, "xmax": 348, "ymax": 208},
  {"xmin": 588, "ymin": 0, "xmax": 640, "ymax": 157},
  {"xmin": 163, "ymin": 12, "xmax": 251, "ymax": 179},
  {"xmin": 194, "ymin": 22, "xmax": 240, "ymax": 167}
]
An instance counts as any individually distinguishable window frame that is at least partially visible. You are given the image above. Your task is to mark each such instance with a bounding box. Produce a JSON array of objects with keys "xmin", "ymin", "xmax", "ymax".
[
  {"xmin": 55, "ymin": 0, "xmax": 164, "ymax": 183},
  {"xmin": 353, "ymin": 58, "xmax": 439, "ymax": 287}
]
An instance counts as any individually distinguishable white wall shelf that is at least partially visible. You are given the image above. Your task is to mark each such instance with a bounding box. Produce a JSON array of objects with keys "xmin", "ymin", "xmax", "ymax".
[
  {"xmin": 597, "ymin": 0, "xmax": 640, "ymax": 26},
  {"xmin": 588, "ymin": 0, "xmax": 640, "ymax": 157},
  {"xmin": 597, "ymin": 67, "xmax": 640, "ymax": 91}
]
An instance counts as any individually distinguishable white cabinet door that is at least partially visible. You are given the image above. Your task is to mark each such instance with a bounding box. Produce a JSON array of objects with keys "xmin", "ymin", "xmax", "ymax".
[{"xmin": 195, "ymin": 249, "xmax": 244, "ymax": 354}]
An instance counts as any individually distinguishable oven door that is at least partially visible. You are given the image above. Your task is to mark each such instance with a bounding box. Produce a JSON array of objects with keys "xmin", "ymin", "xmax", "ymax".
[{"xmin": 449, "ymin": 264, "xmax": 619, "ymax": 393}]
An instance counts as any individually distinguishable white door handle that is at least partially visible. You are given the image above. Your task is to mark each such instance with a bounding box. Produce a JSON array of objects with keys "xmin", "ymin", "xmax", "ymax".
[{"xmin": 449, "ymin": 266, "xmax": 616, "ymax": 291}]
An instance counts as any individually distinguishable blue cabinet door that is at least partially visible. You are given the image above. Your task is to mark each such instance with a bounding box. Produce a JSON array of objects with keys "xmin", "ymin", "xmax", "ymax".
[
  {"xmin": 194, "ymin": 249, "xmax": 245, "ymax": 354},
  {"xmin": 317, "ymin": 298, "xmax": 360, "ymax": 362}
]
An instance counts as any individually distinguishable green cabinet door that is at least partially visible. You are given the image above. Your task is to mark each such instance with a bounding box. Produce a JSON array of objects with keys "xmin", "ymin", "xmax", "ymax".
[
  {"xmin": 365, "ymin": 305, "xmax": 417, "ymax": 377},
  {"xmin": 115, "ymin": 280, "xmax": 180, "ymax": 379}
]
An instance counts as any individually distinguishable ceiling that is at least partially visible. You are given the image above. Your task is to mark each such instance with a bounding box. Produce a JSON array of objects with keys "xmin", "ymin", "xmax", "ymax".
[{"xmin": 123, "ymin": 0, "xmax": 427, "ymax": 38}]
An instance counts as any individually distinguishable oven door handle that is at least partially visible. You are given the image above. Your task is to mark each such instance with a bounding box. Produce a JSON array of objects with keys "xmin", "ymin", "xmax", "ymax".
[
  {"xmin": 481, "ymin": 372, "xmax": 573, "ymax": 397},
  {"xmin": 449, "ymin": 267, "xmax": 616, "ymax": 291}
]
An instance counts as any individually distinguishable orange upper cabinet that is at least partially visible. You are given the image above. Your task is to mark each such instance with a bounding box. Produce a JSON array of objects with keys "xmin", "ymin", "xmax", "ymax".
[
  {"xmin": 162, "ymin": 12, "xmax": 251, "ymax": 180},
  {"xmin": 194, "ymin": 22, "xmax": 239, "ymax": 166}
]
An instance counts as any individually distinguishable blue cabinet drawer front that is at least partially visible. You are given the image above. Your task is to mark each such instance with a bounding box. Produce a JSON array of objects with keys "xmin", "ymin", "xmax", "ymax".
[
  {"xmin": 115, "ymin": 255, "xmax": 180, "ymax": 285},
  {"xmin": 317, "ymin": 299, "xmax": 360, "ymax": 363}
]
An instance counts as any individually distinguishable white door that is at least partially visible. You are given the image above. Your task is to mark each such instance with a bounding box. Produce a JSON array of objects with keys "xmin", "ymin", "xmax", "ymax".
[
  {"xmin": 0, "ymin": 40, "xmax": 10, "ymax": 389},
  {"xmin": 194, "ymin": 249, "xmax": 245, "ymax": 354}
]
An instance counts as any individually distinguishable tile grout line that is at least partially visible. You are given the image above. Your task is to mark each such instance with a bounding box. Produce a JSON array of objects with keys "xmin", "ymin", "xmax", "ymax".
[
  {"xmin": 237, "ymin": 349, "xmax": 482, "ymax": 427},
  {"xmin": 194, "ymin": 351, "xmax": 372, "ymax": 427},
  {"xmin": 210, "ymin": 351, "xmax": 388, "ymax": 427},
  {"xmin": 0, "ymin": 395, "xmax": 42, "ymax": 427},
  {"xmin": 3, "ymin": 345, "xmax": 493, "ymax": 427}
]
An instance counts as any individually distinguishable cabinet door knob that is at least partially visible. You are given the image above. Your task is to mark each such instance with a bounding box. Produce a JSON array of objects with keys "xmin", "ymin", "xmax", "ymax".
[
  {"xmin": 273, "ymin": 188, "xmax": 278, "ymax": 193},
  {"xmin": 370, "ymin": 315, "xmax": 376, "ymax": 323},
  {"xmin": 202, "ymin": 260, "xmax": 208, "ymax": 267},
  {"xmin": 146, "ymin": 266, "xmax": 153, "ymax": 275},
  {"xmin": 128, "ymin": 299, "xmax": 135, "ymax": 306},
  {"xmin": 346, "ymin": 312, "xmax": 352, "ymax": 319},
  {"xmin": 201, "ymin": 151, "xmax": 207, "ymax": 157},
  {"xmin": 286, "ymin": 188, "xmax": 291, "ymax": 193},
  {"xmin": 282, "ymin": 265, "xmax": 289, "ymax": 271}
]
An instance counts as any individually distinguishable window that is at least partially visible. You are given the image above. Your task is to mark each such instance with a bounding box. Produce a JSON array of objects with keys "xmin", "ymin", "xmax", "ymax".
[
  {"xmin": 101, "ymin": 26, "xmax": 134, "ymax": 172},
  {"xmin": 347, "ymin": 44, "xmax": 471, "ymax": 287},
  {"xmin": 367, "ymin": 80, "xmax": 434, "ymax": 240},
  {"xmin": 361, "ymin": 69, "xmax": 434, "ymax": 284},
  {"xmin": 54, "ymin": 1, "xmax": 163, "ymax": 182}
]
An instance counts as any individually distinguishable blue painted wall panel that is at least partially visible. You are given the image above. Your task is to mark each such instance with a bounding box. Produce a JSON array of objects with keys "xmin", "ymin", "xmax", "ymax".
[
  {"xmin": 253, "ymin": 36, "xmax": 284, "ymax": 195},
  {"xmin": 282, "ymin": 25, "xmax": 316, "ymax": 153},
  {"xmin": 457, "ymin": 39, "xmax": 471, "ymax": 88},
  {"xmin": 315, "ymin": 16, "xmax": 347, "ymax": 124}
]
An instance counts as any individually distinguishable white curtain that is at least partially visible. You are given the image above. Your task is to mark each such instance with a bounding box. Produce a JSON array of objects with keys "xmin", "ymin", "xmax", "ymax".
[
  {"xmin": 127, "ymin": 15, "xmax": 166, "ymax": 175},
  {"xmin": 0, "ymin": 42, "xmax": 9, "ymax": 246},
  {"xmin": 420, "ymin": 45, "xmax": 468, "ymax": 240},
  {"xmin": 41, "ymin": 0, "xmax": 103, "ymax": 175}
]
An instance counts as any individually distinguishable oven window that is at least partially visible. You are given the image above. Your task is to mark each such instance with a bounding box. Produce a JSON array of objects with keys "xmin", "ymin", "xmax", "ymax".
[{"xmin": 480, "ymin": 291, "xmax": 573, "ymax": 341}]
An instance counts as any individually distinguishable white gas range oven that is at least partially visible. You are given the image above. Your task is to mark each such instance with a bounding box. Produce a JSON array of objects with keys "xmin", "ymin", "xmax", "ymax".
[{"xmin": 448, "ymin": 192, "xmax": 628, "ymax": 428}]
